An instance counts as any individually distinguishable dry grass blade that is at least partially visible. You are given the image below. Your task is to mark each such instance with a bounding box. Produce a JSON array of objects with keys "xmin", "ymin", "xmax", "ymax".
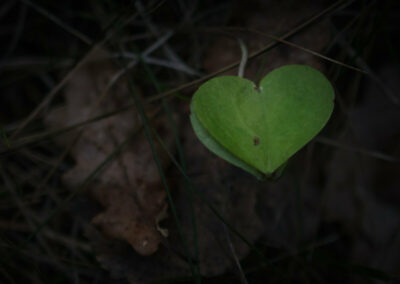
[
  {"xmin": 147, "ymin": 0, "xmax": 353, "ymax": 103},
  {"xmin": 224, "ymin": 27, "xmax": 367, "ymax": 74},
  {"xmin": 9, "ymin": 46, "xmax": 101, "ymax": 140},
  {"xmin": 2, "ymin": 0, "xmax": 399, "ymax": 282},
  {"xmin": 20, "ymin": 0, "xmax": 92, "ymax": 45},
  {"xmin": 136, "ymin": 0, "xmax": 202, "ymax": 77},
  {"xmin": 0, "ymin": 220, "xmax": 91, "ymax": 252},
  {"xmin": 330, "ymin": 22, "xmax": 399, "ymax": 105},
  {"xmin": 0, "ymin": 0, "xmax": 15, "ymax": 19},
  {"xmin": 223, "ymin": 224, "xmax": 249, "ymax": 284},
  {"xmin": 9, "ymin": 6, "xmax": 141, "ymax": 140},
  {"xmin": 3, "ymin": 2, "xmax": 26, "ymax": 59},
  {"xmin": 316, "ymin": 136, "xmax": 399, "ymax": 162},
  {"xmin": 5, "ymin": 0, "xmax": 350, "ymax": 148}
]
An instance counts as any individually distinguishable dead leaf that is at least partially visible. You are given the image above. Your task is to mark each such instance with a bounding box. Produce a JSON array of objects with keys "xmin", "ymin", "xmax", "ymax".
[
  {"xmin": 46, "ymin": 49, "xmax": 172, "ymax": 256},
  {"xmin": 91, "ymin": 185, "xmax": 166, "ymax": 256}
]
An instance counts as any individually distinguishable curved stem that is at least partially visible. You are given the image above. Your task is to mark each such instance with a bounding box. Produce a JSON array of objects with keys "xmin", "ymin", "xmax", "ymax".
[{"xmin": 237, "ymin": 38, "xmax": 248, "ymax": 78}]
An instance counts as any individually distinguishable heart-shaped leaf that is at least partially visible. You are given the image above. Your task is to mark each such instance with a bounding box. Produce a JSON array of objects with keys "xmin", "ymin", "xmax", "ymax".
[{"xmin": 190, "ymin": 65, "xmax": 334, "ymax": 178}]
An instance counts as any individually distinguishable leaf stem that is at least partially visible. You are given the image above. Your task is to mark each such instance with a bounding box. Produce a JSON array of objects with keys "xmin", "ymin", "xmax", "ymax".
[{"xmin": 237, "ymin": 38, "xmax": 248, "ymax": 78}]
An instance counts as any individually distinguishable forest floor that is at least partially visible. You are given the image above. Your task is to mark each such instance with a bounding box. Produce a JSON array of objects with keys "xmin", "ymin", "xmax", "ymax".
[{"xmin": 1, "ymin": 0, "xmax": 400, "ymax": 283}]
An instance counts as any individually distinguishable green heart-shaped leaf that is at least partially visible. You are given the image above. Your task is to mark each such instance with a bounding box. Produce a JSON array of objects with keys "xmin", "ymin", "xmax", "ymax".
[{"xmin": 190, "ymin": 65, "xmax": 334, "ymax": 179}]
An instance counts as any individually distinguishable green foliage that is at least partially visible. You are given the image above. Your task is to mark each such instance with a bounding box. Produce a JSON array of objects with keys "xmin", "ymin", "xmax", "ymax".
[{"xmin": 190, "ymin": 65, "xmax": 335, "ymax": 179}]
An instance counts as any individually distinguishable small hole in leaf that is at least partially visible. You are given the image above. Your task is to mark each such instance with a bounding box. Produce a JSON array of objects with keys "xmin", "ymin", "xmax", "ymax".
[
  {"xmin": 253, "ymin": 137, "xmax": 260, "ymax": 146},
  {"xmin": 253, "ymin": 84, "xmax": 261, "ymax": 92}
]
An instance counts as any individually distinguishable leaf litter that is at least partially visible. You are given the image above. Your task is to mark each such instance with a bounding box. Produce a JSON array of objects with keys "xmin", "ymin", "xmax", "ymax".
[
  {"xmin": 40, "ymin": 1, "xmax": 400, "ymax": 283},
  {"xmin": 43, "ymin": 1, "xmax": 339, "ymax": 283}
]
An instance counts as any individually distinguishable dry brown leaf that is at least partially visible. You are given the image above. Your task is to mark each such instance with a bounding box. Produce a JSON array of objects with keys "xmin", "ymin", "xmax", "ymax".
[
  {"xmin": 91, "ymin": 185, "xmax": 166, "ymax": 256},
  {"xmin": 46, "ymin": 49, "xmax": 172, "ymax": 256}
]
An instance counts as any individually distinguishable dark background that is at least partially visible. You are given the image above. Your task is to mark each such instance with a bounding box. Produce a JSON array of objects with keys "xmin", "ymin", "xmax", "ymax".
[{"xmin": 1, "ymin": 0, "xmax": 399, "ymax": 283}]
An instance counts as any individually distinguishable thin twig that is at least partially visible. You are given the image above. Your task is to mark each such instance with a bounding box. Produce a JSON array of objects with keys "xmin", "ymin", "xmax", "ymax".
[
  {"xmin": 135, "ymin": 0, "xmax": 202, "ymax": 77},
  {"xmin": 9, "ymin": 46, "xmax": 102, "ymax": 140},
  {"xmin": 8, "ymin": 0, "xmax": 349, "ymax": 141},
  {"xmin": 9, "ymin": 9, "xmax": 140, "ymax": 140},
  {"xmin": 0, "ymin": 220, "xmax": 91, "ymax": 252},
  {"xmin": 0, "ymin": 0, "xmax": 15, "ymax": 20},
  {"xmin": 147, "ymin": 0, "xmax": 354, "ymax": 103},
  {"xmin": 225, "ymin": 27, "xmax": 367, "ymax": 74},
  {"xmin": 2, "ymin": 2, "xmax": 27, "ymax": 60},
  {"xmin": 20, "ymin": 0, "xmax": 92, "ymax": 45},
  {"xmin": 329, "ymin": 22, "xmax": 399, "ymax": 104},
  {"xmin": 316, "ymin": 136, "xmax": 399, "ymax": 162}
]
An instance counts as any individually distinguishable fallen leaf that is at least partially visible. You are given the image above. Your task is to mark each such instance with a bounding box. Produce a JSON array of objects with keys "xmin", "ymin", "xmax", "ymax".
[{"xmin": 45, "ymin": 49, "xmax": 172, "ymax": 256}]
